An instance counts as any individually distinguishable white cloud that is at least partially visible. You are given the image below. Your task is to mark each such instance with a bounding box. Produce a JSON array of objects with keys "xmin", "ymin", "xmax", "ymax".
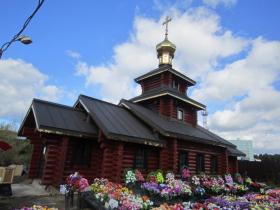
[
  {"xmin": 75, "ymin": 7, "xmax": 247, "ymax": 103},
  {"xmin": 192, "ymin": 38, "xmax": 280, "ymax": 102},
  {"xmin": 0, "ymin": 59, "xmax": 62, "ymax": 120},
  {"xmin": 193, "ymin": 38, "xmax": 280, "ymax": 152},
  {"xmin": 66, "ymin": 50, "xmax": 81, "ymax": 59},
  {"xmin": 202, "ymin": 0, "xmax": 237, "ymax": 8}
]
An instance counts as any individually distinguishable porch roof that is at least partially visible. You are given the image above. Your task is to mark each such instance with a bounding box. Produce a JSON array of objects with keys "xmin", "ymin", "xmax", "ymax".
[
  {"xmin": 227, "ymin": 147, "xmax": 246, "ymax": 157},
  {"xmin": 129, "ymin": 86, "xmax": 206, "ymax": 110},
  {"xmin": 18, "ymin": 99, "xmax": 98, "ymax": 138},
  {"xmin": 77, "ymin": 95, "xmax": 163, "ymax": 147}
]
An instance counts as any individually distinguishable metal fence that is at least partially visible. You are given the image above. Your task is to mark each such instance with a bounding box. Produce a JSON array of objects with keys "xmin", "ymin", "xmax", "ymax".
[{"xmin": 238, "ymin": 160, "xmax": 280, "ymax": 185}]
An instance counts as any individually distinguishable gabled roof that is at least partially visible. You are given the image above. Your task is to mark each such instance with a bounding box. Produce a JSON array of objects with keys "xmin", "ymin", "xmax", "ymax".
[
  {"xmin": 130, "ymin": 86, "xmax": 206, "ymax": 110},
  {"xmin": 18, "ymin": 99, "xmax": 98, "ymax": 137},
  {"xmin": 134, "ymin": 65, "xmax": 196, "ymax": 86},
  {"xmin": 77, "ymin": 95, "xmax": 163, "ymax": 147},
  {"xmin": 120, "ymin": 99, "xmax": 235, "ymax": 148}
]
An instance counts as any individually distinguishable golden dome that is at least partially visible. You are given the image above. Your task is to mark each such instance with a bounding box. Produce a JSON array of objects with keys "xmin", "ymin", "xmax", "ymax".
[
  {"xmin": 156, "ymin": 38, "xmax": 176, "ymax": 53},
  {"xmin": 156, "ymin": 38, "xmax": 176, "ymax": 60}
]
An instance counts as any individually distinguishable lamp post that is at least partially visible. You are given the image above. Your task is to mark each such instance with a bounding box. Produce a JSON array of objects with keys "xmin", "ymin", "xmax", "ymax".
[
  {"xmin": 0, "ymin": 35, "xmax": 32, "ymax": 59},
  {"xmin": 0, "ymin": 0, "xmax": 45, "ymax": 59}
]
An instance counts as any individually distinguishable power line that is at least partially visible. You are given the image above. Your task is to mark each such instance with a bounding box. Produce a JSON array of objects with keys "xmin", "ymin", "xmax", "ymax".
[{"xmin": 0, "ymin": 0, "xmax": 45, "ymax": 59}]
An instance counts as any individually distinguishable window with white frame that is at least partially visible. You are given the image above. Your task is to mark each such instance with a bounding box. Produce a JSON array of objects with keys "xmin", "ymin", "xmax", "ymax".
[{"xmin": 177, "ymin": 109, "xmax": 184, "ymax": 120}]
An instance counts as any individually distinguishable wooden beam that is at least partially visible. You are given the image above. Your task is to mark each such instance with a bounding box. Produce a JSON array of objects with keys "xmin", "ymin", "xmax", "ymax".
[
  {"xmin": 179, "ymin": 148, "xmax": 221, "ymax": 156},
  {"xmin": 54, "ymin": 137, "xmax": 69, "ymax": 185},
  {"xmin": 115, "ymin": 142, "xmax": 124, "ymax": 183}
]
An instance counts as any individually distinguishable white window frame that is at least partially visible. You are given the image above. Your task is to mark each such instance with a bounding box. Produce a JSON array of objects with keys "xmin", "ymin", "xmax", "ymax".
[{"xmin": 177, "ymin": 108, "xmax": 184, "ymax": 121}]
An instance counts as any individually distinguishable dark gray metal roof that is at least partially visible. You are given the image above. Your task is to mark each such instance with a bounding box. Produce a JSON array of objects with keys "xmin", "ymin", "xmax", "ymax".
[
  {"xmin": 130, "ymin": 86, "xmax": 206, "ymax": 110},
  {"xmin": 120, "ymin": 100, "xmax": 235, "ymax": 147},
  {"xmin": 134, "ymin": 64, "xmax": 196, "ymax": 86},
  {"xmin": 18, "ymin": 99, "xmax": 98, "ymax": 137},
  {"xmin": 78, "ymin": 95, "xmax": 163, "ymax": 146},
  {"xmin": 228, "ymin": 147, "xmax": 246, "ymax": 157}
]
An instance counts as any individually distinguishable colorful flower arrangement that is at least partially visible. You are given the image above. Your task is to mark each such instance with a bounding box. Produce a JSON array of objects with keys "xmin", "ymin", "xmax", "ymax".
[
  {"xmin": 150, "ymin": 190, "xmax": 280, "ymax": 210},
  {"xmin": 91, "ymin": 178, "xmax": 153, "ymax": 209},
  {"xmin": 63, "ymin": 170, "xmax": 280, "ymax": 210},
  {"xmin": 147, "ymin": 170, "xmax": 165, "ymax": 183},
  {"xmin": 181, "ymin": 167, "xmax": 190, "ymax": 181},
  {"xmin": 125, "ymin": 169, "xmax": 137, "ymax": 185},
  {"xmin": 142, "ymin": 172, "xmax": 192, "ymax": 201},
  {"xmin": 191, "ymin": 173, "xmax": 253, "ymax": 195},
  {"xmin": 124, "ymin": 169, "xmax": 146, "ymax": 185},
  {"xmin": 60, "ymin": 171, "xmax": 89, "ymax": 194}
]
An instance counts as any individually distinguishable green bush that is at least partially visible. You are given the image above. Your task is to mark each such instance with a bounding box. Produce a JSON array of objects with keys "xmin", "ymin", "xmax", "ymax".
[{"xmin": 0, "ymin": 126, "xmax": 32, "ymax": 167}]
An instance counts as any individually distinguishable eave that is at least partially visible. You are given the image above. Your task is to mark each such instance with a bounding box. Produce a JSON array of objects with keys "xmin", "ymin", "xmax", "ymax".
[
  {"xmin": 132, "ymin": 92, "xmax": 206, "ymax": 110},
  {"xmin": 135, "ymin": 66, "xmax": 196, "ymax": 86}
]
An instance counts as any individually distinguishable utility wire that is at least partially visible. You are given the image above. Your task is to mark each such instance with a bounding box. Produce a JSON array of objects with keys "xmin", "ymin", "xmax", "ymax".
[{"xmin": 0, "ymin": 0, "xmax": 45, "ymax": 59}]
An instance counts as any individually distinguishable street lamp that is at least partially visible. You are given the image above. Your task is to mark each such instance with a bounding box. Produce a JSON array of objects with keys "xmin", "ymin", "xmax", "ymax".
[
  {"xmin": 17, "ymin": 35, "xmax": 32, "ymax": 45},
  {"xmin": 0, "ymin": 35, "xmax": 32, "ymax": 59},
  {"xmin": 0, "ymin": 0, "xmax": 45, "ymax": 59}
]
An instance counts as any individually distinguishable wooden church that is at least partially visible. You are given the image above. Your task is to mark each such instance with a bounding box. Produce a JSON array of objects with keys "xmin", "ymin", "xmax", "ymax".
[{"xmin": 18, "ymin": 18, "xmax": 244, "ymax": 186}]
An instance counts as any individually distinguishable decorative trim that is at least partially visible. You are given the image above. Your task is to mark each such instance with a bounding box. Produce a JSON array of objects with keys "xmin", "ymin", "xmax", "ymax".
[
  {"xmin": 31, "ymin": 105, "xmax": 40, "ymax": 130},
  {"xmin": 136, "ymin": 68, "xmax": 195, "ymax": 85},
  {"xmin": 133, "ymin": 93, "xmax": 205, "ymax": 110},
  {"xmin": 178, "ymin": 148, "xmax": 221, "ymax": 156},
  {"xmin": 78, "ymin": 99, "xmax": 90, "ymax": 113},
  {"xmin": 37, "ymin": 128, "xmax": 96, "ymax": 138}
]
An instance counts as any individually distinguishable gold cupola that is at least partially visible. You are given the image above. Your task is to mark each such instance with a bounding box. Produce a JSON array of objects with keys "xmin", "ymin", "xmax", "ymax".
[{"xmin": 156, "ymin": 16, "xmax": 176, "ymax": 66}]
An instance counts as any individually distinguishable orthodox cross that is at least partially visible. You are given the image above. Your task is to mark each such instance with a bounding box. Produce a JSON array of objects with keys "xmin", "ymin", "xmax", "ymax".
[{"xmin": 162, "ymin": 16, "xmax": 172, "ymax": 39}]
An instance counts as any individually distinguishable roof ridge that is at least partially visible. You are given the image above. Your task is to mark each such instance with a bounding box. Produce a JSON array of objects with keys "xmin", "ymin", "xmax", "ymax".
[
  {"xmin": 33, "ymin": 98, "xmax": 83, "ymax": 112},
  {"xmin": 134, "ymin": 65, "xmax": 170, "ymax": 80},
  {"xmin": 79, "ymin": 94, "xmax": 125, "ymax": 109},
  {"xmin": 170, "ymin": 67, "xmax": 196, "ymax": 84}
]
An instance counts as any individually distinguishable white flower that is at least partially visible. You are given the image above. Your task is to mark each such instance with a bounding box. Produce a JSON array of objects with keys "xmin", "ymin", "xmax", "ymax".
[{"xmin": 109, "ymin": 198, "xmax": 119, "ymax": 208}]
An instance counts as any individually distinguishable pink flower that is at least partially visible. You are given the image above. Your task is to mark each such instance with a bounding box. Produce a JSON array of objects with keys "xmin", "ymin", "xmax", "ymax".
[
  {"xmin": 135, "ymin": 169, "xmax": 145, "ymax": 182},
  {"xmin": 79, "ymin": 178, "xmax": 89, "ymax": 191},
  {"xmin": 182, "ymin": 168, "xmax": 190, "ymax": 179}
]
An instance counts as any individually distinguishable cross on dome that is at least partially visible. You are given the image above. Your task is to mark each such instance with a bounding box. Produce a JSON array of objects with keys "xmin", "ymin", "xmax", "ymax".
[
  {"xmin": 162, "ymin": 16, "xmax": 172, "ymax": 39},
  {"xmin": 156, "ymin": 16, "xmax": 176, "ymax": 66}
]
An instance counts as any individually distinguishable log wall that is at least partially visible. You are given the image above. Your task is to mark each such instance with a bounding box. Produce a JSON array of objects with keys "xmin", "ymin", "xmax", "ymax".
[
  {"xmin": 122, "ymin": 143, "xmax": 160, "ymax": 178},
  {"xmin": 141, "ymin": 75, "xmax": 161, "ymax": 92},
  {"xmin": 228, "ymin": 156, "xmax": 238, "ymax": 174},
  {"xmin": 24, "ymin": 129, "xmax": 233, "ymax": 186},
  {"xmin": 139, "ymin": 72, "xmax": 188, "ymax": 94},
  {"xmin": 171, "ymin": 100, "xmax": 197, "ymax": 125},
  {"xmin": 29, "ymin": 137, "xmax": 43, "ymax": 178},
  {"xmin": 178, "ymin": 140, "xmax": 228, "ymax": 175},
  {"xmin": 159, "ymin": 138, "xmax": 178, "ymax": 172},
  {"xmin": 22, "ymin": 128, "xmax": 43, "ymax": 179},
  {"xmin": 140, "ymin": 96, "xmax": 197, "ymax": 125},
  {"xmin": 63, "ymin": 138, "xmax": 101, "ymax": 183}
]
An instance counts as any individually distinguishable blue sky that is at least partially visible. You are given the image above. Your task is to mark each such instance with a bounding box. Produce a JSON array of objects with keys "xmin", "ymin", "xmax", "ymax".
[{"xmin": 1, "ymin": 0, "xmax": 280, "ymax": 153}]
